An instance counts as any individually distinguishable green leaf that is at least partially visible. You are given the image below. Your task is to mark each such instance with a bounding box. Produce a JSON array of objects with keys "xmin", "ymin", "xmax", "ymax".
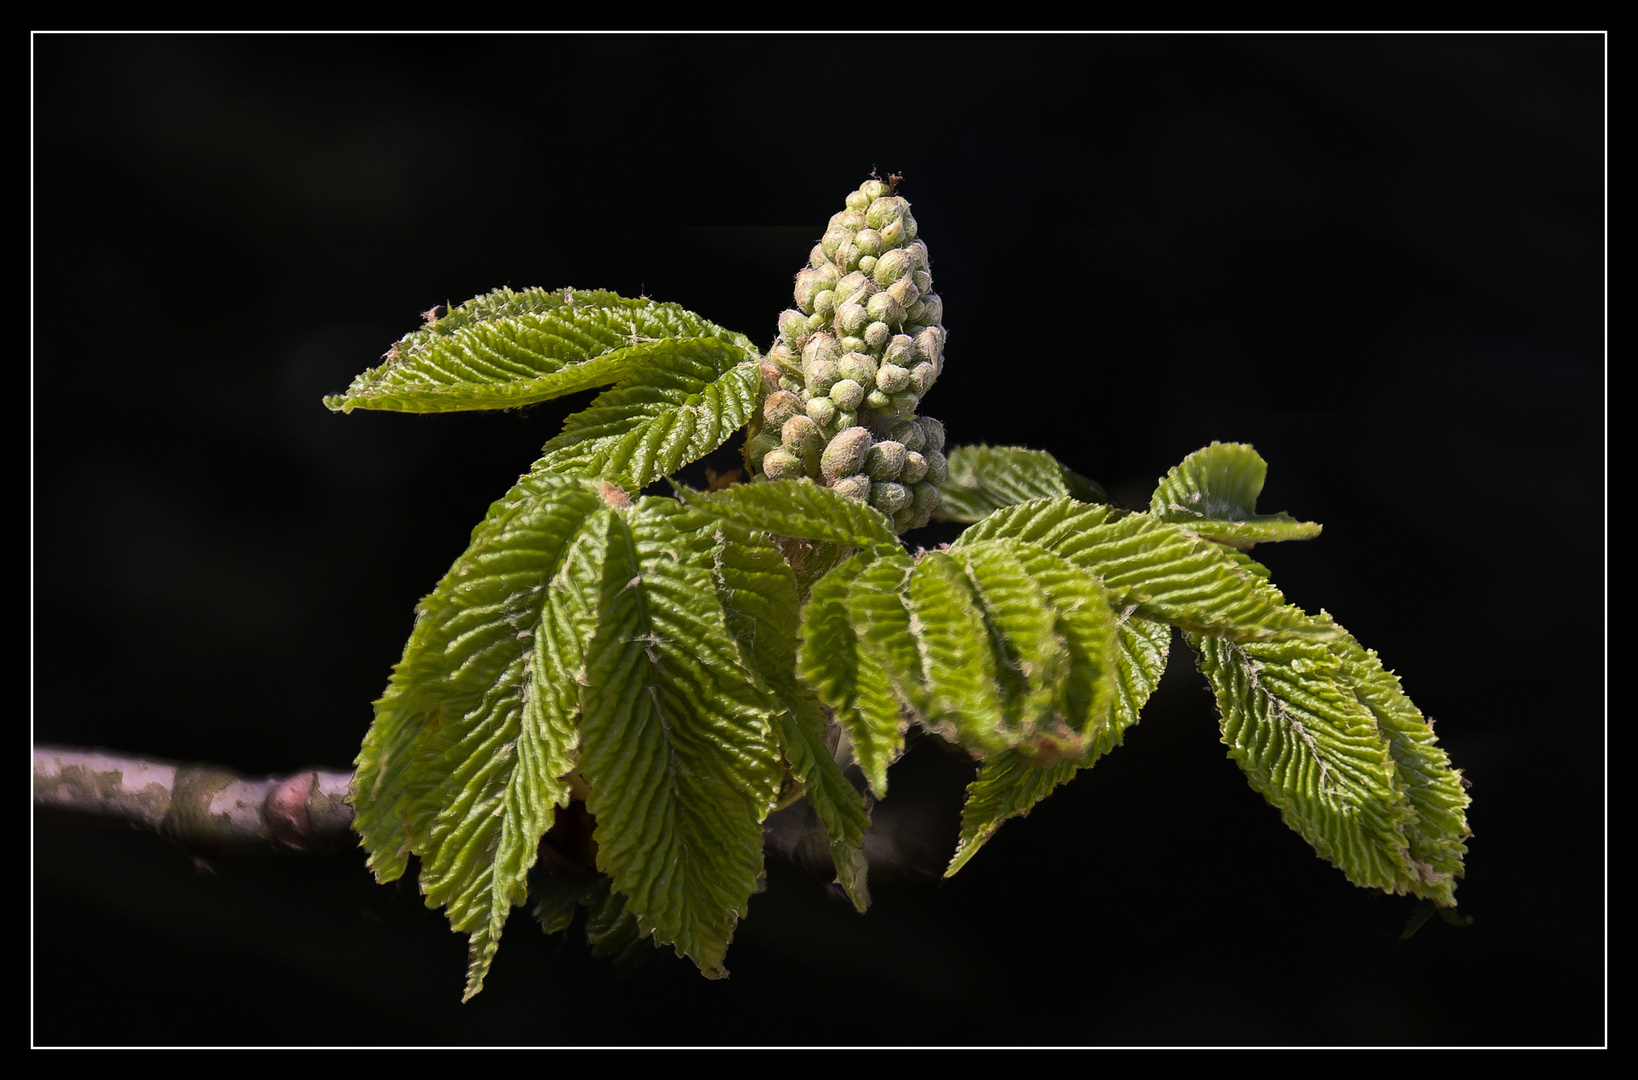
[
  {"xmin": 1049, "ymin": 512, "xmax": 1331, "ymax": 642},
  {"xmin": 798, "ymin": 552, "xmax": 908, "ymax": 799},
  {"xmin": 689, "ymin": 510, "xmax": 872, "ymax": 911},
  {"xmin": 324, "ymin": 287, "xmax": 757, "ymax": 414},
  {"xmin": 1321, "ymin": 619, "xmax": 1471, "ymax": 905},
  {"xmin": 350, "ymin": 474, "xmax": 611, "ymax": 1001},
  {"xmin": 1192, "ymin": 630, "xmax": 1435, "ymax": 900},
  {"xmin": 949, "ymin": 496, "xmax": 1119, "ymax": 552},
  {"xmin": 936, "ymin": 445, "xmax": 1110, "ymax": 524},
  {"xmin": 904, "ymin": 551, "xmax": 1009, "ymax": 754},
  {"xmin": 675, "ymin": 477, "xmax": 903, "ymax": 554},
  {"xmin": 576, "ymin": 500, "xmax": 783, "ymax": 977},
  {"xmin": 535, "ymin": 340, "xmax": 760, "ymax": 490},
  {"xmin": 946, "ymin": 614, "xmax": 1170, "ymax": 876},
  {"xmin": 1150, "ymin": 442, "xmax": 1322, "ymax": 548}
]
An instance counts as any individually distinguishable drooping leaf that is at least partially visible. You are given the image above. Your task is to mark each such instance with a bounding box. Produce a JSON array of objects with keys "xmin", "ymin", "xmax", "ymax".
[
  {"xmin": 535, "ymin": 340, "xmax": 760, "ymax": 490},
  {"xmin": 904, "ymin": 551, "xmax": 1009, "ymax": 754},
  {"xmin": 676, "ymin": 477, "xmax": 903, "ymax": 554},
  {"xmin": 799, "ymin": 552, "xmax": 908, "ymax": 798},
  {"xmin": 349, "ymin": 474, "xmax": 611, "ymax": 1001},
  {"xmin": 1192, "ymin": 631, "xmax": 1433, "ymax": 900},
  {"xmin": 1150, "ymin": 442, "xmax": 1322, "ymax": 548},
  {"xmin": 686, "ymin": 509, "xmax": 872, "ymax": 911},
  {"xmin": 954, "ymin": 541, "xmax": 1069, "ymax": 749},
  {"xmin": 324, "ymin": 287, "xmax": 757, "ymax": 414},
  {"xmin": 946, "ymin": 614, "xmax": 1170, "ymax": 876},
  {"xmin": 936, "ymin": 445, "xmax": 1110, "ymax": 523},
  {"xmin": 1320, "ymin": 618, "xmax": 1470, "ymax": 905},
  {"xmin": 576, "ymin": 500, "xmax": 783, "ymax": 977}
]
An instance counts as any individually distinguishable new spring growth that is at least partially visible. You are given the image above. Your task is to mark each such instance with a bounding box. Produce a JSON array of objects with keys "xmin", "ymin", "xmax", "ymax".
[{"xmin": 749, "ymin": 178, "xmax": 949, "ymax": 533}]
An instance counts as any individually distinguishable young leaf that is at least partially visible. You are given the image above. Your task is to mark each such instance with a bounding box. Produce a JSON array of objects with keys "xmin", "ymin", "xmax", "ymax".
[
  {"xmin": 1192, "ymin": 632, "xmax": 1433, "ymax": 900},
  {"xmin": 576, "ymin": 500, "xmax": 783, "ymax": 977},
  {"xmin": 946, "ymin": 615, "xmax": 1171, "ymax": 876},
  {"xmin": 675, "ymin": 477, "xmax": 903, "ymax": 554},
  {"xmin": 535, "ymin": 340, "xmax": 761, "ymax": 490},
  {"xmin": 684, "ymin": 509, "xmax": 873, "ymax": 911},
  {"xmin": 1321, "ymin": 620, "xmax": 1471, "ymax": 905},
  {"xmin": 949, "ymin": 496, "xmax": 1119, "ymax": 552},
  {"xmin": 1049, "ymin": 512, "xmax": 1331, "ymax": 642},
  {"xmin": 798, "ymin": 552, "xmax": 909, "ymax": 798},
  {"xmin": 324, "ymin": 287, "xmax": 757, "ymax": 414},
  {"xmin": 1150, "ymin": 442, "xmax": 1322, "ymax": 548},
  {"xmin": 936, "ymin": 445, "xmax": 1109, "ymax": 523},
  {"xmin": 349, "ymin": 474, "xmax": 609, "ymax": 1001}
]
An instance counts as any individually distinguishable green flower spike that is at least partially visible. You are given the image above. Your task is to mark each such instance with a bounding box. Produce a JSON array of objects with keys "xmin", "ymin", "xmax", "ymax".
[{"xmin": 749, "ymin": 178, "xmax": 948, "ymax": 532}]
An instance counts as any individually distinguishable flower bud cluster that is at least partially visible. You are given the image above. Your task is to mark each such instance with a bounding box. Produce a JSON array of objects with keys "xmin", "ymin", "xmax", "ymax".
[{"xmin": 749, "ymin": 178, "xmax": 949, "ymax": 532}]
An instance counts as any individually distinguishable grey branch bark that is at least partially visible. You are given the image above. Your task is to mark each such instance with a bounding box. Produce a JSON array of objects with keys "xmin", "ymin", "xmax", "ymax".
[{"xmin": 33, "ymin": 745, "xmax": 356, "ymax": 855}]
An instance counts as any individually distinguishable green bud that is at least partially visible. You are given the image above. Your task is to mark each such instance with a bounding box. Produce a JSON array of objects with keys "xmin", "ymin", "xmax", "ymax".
[
  {"xmin": 890, "ymin": 390, "xmax": 919, "ymax": 417},
  {"xmin": 746, "ymin": 432, "xmax": 781, "ymax": 469},
  {"xmin": 893, "ymin": 507, "xmax": 915, "ymax": 531},
  {"xmin": 865, "ymin": 388, "xmax": 892, "ymax": 411},
  {"xmin": 804, "ymin": 359, "xmax": 839, "ymax": 396},
  {"xmin": 855, "ymin": 228, "xmax": 883, "ymax": 256},
  {"xmin": 821, "ymin": 226, "xmax": 852, "ymax": 258},
  {"xmin": 840, "ymin": 335, "xmax": 869, "ymax": 354},
  {"xmin": 763, "ymin": 390, "xmax": 802, "ymax": 427},
  {"xmin": 909, "ymin": 361, "xmax": 936, "ymax": 396},
  {"xmin": 883, "ymin": 335, "xmax": 918, "ymax": 368},
  {"xmin": 865, "ymin": 440, "xmax": 907, "ymax": 481},
  {"xmin": 762, "ymin": 447, "xmax": 805, "ymax": 481},
  {"xmin": 889, "ymin": 418, "xmax": 925, "ymax": 452},
  {"xmin": 805, "ymin": 396, "xmax": 837, "ymax": 429},
  {"xmin": 829, "ymin": 378, "xmax": 865, "ymax": 411},
  {"xmin": 911, "ymin": 479, "xmax": 941, "ymax": 512},
  {"xmin": 837, "ymin": 352, "xmax": 877, "ymax": 386},
  {"xmin": 920, "ymin": 417, "xmax": 946, "ymax": 454},
  {"xmin": 833, "ymin": 473, "xmax": 872, "ymax": 502},
  {"xmin": 806, "ymin": 312, "xmax": 827, "ymax": 334},
  {"xmin": 835, "ymin": 408, "xmax": 858, "ymax": 429},
  {"xmin": 864, "ymin": 321, "xmax": 891, "ymax": 351},
  {"xmin": 914, "ymin": 327, "xmax": 945, "ymax": 370},
  {"xmin": 794, "ymin": 270, "xmax": 825, "ymax": 313},
  {"xmin": 783, "ymin": 415, "xmax": 823, "ymax": 475},
  {"xmin": 810, "ymin": 245, "xmax": 829, "ymax": 269},
  {"xmin": 834, "ymin": 271, "xmax": 873, "ymax": 304},
  {"xmin": 866, "ymin": 291, "xmax": 904, "ymax": 326},
  {"xmin": 838, "ymin": 209, "xmax": 867, "ymax": 231},
  {"xmin": 923, "ymin": 448, "xmax": 948, "ymax": 485},
  {"xmin": 778, "ymin": 374, "xmax": 803, "ymax": 394},
  {"xmin": 907, "ymin": 507, "xmax": 932, "ymax": 531},
  {"xmin": 845, "ymin": 188, "xmax": 871, "ymax": 211},
  {"xmin": 760, "ymin": 362, "xmax": 783, "ymax": 394},
  {"xmin": 912, "ymin": 269, "xmax": 932, "ymax": 295},
  {"xmin": 907, "ymin": 241, "xmax": 929, "ymax": 271},
  {"xmin": 858, "ymin": 255, "xmax": 878, "ymax": 276},
  {"xmin": 802, "ymin": 332, "xmax": 840, "ymax": 369},
  {"xmin": 768, "ymin": 341, "xmax": 800, "ymax": 372},
  {"xmin": 900, "ymin": 450, "xmax": 929, "ymax": 484},
  {"xmin": 876, "ymin": 362, "xmax": 911, "ymax": 394},
  {"xmin": 820, "ymin": 426, "xmax": 873, "ymax": 482},
  {"xmin": 836, "ymin": 301, "xmax": 870, "ymax": 336},
  {"xmin": 918, "ymin": 293, "xmax": 944, "ymax": 326},
  {"xmin": 870, "ymin": 481, "xmax": 912, "ymax": 515},
  {"xmin": 866, "ymin": 196, "xmax": 910, "ymax": 231},
  {"xmin": 778, "ymin": 309, "xmax": 808, "ymax": 343},
  {"xmin": 837, "ymin": 241, "xmax": 863, "ymax": 273},
  {"xmin": 812, "ymin": 289, "xmax": 837, "ymax": 318},
  {"xmin": 873, "ymin": 247, "xmax": 913, "ymax": 287},
  {"xmin": 879, "ymin": 217, "xmax": 906, "ymax": 248},
  {"xmin": 859, "ymin": 179, "xmax": 891, "ymax": 203},
  {"xmin": 902, "ymin": 212, "xmax": 918, "ymax": 240},
  {"xmin": 886, "ymin": 276, "xmax": 919, "ymax": 310}
]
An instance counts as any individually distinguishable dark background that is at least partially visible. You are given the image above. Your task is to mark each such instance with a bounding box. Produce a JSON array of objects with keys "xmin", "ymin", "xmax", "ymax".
[{"xmin": 33, "ymin": 34, "xmax": 1604, "ymax": 1046}]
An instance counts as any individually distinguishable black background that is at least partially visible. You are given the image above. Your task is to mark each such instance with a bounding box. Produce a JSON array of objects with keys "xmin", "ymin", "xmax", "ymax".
[{"xmin": 33, "ymin": 34, "xmax": 1605, "ymax": 1046}]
